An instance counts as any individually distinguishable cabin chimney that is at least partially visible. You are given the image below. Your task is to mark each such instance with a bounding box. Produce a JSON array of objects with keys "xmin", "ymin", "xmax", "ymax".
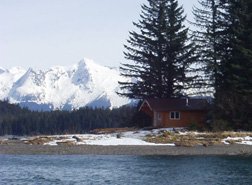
[{"xmin": 186, "ymin": 98, "xmax": 189, "ymax": 106}]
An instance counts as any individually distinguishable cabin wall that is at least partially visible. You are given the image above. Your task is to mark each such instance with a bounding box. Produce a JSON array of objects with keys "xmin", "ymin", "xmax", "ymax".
[
  {"xmin": 154, "ymin": 111, "xmax": 206, "ymax": 128},
  {"xmin": 140, "ymin": 103, "xmax": 154, "ymax": 117}
]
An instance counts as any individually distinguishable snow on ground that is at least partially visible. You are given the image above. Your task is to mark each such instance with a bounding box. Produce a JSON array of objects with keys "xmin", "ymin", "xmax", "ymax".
[
  {"xmin": 222, "ymin": 136, "xmax": 252, "ymax": 145},
  {"xmin": 122, "ymin": 128, "xmax": 175, "ymax": 140},
  {"xmin": 42, "ymin": 133, "xmax": 252, "ymax": 146},
  {"xmin": 2, "ymin": 129, "xmax": 252, "ymax": 146},
  {"xmin": 84, "ymin": 135, "xmax": 174, "ymax": 146},
  {"xmin": 43, "ymin": 129, "xmax": 176, "ymax": 146}
]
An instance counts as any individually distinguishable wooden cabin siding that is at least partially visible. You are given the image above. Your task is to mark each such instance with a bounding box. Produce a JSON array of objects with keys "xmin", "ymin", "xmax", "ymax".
[
  {"xmin": 139, "ymin": 99, "xmax": 209, "ymax": 128},
  {"xmin": 140, "ymin": 102, "xmax": 153, "ymax": 117},
  {"xmin": 153, "ymin": 111, "xmax": 206, "ymax": 128},
  {"xmin": 153, "ymin": 112, "xmax": 158, "ymax": 127}
]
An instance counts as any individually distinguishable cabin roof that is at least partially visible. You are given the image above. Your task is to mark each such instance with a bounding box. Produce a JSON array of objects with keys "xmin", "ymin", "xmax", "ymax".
[{"xmin": 140, "ymin": 98, "xmax": 209, "ymax": 112}]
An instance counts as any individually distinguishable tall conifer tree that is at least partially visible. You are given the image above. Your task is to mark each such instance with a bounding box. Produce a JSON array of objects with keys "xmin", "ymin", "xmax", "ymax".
[
  {"xmin": 191, "ymin": 0, "xmax": 223, "ymax": 94},
  {"xmin": 192, "ymin": 0, "xmax": 251, "ymax": 130},
  {"xmin": 118, "ymin": 0, "xmax": 197, "ymax": 99},
  {"xmin": 216, "ymin": 0, "xmax": 252, "ymax": 129}
]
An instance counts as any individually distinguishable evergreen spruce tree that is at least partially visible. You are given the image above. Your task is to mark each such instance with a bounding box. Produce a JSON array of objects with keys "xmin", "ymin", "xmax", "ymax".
[
  {"xmin": 191, "ymin": 0, "xmax": 223, "ymax": 94},
  {"xmin": 118, "ymin": 0, "xmax": 197, "ymax": 99},
  {"xmin": 192, "ymin": 0, "xmax": 252, "ymax": 130},
  {"xmin": 216, "ymin": 0, "xmax": 252, "ymax": 129}
]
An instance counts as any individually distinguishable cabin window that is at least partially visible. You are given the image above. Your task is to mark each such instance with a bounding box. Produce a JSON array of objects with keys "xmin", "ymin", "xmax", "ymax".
[{"xmin": 170, "ymin": 111, "xmax": 180, "ymax": 120}]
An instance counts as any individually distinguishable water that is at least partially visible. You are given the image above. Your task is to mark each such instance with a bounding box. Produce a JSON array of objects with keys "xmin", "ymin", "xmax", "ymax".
[{"xmin": 0, "ymin": 155, "xmax": 252, "ymax": 185}]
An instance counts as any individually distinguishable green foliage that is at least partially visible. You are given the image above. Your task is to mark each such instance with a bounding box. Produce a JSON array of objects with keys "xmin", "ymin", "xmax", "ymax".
[
  {"xmin": 0, "ymin": 100, "xmax": 137, "ymax": 136},
  {"xmin": 213, "ymin": 0, "xmax": 252, "ymax": 130},
  {"xmin": 210, "ymin": 119, "xmax": 232, "ymax": 132},
  {"xmin": 188, "ymin": 122, "xmax": 200, "ymax": 131},
  {"xmin": 119, "ymin": 0, "xmax": 197, "ymax": 99},
  {"xmin": 193, "ymin": 0, "xmax": 252, "ymax": 130},
  {"xmin": 191, "ymin": 0, "xmax": 224, "ymax": 94}
]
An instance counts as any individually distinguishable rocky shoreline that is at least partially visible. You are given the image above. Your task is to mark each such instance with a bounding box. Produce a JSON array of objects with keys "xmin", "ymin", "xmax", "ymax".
[
  {"xmin": 1, "ymin": 143, "xmax": 252, "ymax": 156},
  {"xmin": 1, "ymin": 129, "xmax": 252, "ymax": 155}
]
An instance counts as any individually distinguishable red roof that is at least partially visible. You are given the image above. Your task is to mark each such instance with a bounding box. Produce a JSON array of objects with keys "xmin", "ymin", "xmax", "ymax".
[{"xmin": 141, "ymin": 98, "xmax": 209, "ymax": 111}]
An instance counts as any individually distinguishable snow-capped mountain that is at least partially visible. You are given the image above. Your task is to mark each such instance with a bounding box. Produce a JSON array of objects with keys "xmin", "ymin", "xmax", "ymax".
[{"xmin": 0, "ymin": 58, "xmax": 131, "ymax": 110}]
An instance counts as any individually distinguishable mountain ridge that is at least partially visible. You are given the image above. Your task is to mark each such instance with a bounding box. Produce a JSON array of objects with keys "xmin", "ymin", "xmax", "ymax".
[{"xmin": 0, "ymin": 58, "xmax": 130, "ymax": 111}]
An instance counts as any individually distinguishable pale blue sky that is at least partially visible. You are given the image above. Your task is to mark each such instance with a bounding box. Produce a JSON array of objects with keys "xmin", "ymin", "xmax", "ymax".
[{"xmin": 0, "ymin": 0, "xmax": 198, "ymax": 69}]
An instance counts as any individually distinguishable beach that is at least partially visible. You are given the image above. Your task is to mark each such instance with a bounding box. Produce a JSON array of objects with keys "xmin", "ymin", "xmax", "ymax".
[
  {"xmin": 1, "ymin": 129, "xmax": 252, "ymax": 155},
  {"xmin": 1, "ymin": 142, "xmax": 252, "ymax": 155}
]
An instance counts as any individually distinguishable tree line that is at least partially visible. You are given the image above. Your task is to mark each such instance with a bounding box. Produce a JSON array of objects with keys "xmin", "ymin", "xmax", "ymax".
[
  {"xmin": 0, "ymin": 100, "xmax": 140, "ymax": 136},
  {"xmin": 118, "ymin": 0, "xmax": 252, "ymax": 130}
]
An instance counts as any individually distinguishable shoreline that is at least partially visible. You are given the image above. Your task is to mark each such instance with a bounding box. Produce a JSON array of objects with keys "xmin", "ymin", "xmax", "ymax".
[{"xmin": 1, "ymin": 144, "xmax": 252, "ymax": 156}]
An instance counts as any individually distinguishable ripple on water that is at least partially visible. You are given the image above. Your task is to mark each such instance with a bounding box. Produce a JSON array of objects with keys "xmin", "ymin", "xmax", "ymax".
[{"xmin": 0, "ymin": 155, "xmax": 252, "ymax": 185}]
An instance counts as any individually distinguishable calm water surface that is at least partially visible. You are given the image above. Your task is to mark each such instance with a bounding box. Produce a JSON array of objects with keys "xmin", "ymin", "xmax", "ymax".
[{"xmin": 0, "ymin": 155, "xmax": 252, "ymax": 185}]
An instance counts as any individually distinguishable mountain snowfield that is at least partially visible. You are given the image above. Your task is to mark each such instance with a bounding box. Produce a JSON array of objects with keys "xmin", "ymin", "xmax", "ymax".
[{"xmin": 0, "ymin": 58, "xmax": 131, "ymax": 110}]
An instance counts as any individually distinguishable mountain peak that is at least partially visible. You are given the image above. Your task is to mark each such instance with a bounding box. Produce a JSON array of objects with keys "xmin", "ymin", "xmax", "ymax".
[
  {"xmin": 72, "ymin": 59, "xmax": 92, "ymax": 86},
  {"xmin": 0, "ymin": 58, "xmax": 131, "ymax": 110},
  {"xmin": 79, "ymin": 58, "xmax": 92, "ymax": 64},
  {"xmin": 77, "ymin": 58, "xmax": 105, "ymax": 71}
]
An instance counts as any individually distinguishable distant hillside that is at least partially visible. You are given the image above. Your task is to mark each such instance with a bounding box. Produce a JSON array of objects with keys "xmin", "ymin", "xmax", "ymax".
[{"xmin": 0, "ymin": 100, "xmax": 136, "ymax": 136}]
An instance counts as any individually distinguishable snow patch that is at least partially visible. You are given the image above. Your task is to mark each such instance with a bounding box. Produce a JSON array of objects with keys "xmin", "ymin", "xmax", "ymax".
[
  {"xmin": 222, "ymin": 136, "xmax": 252, "ymax": 145},
  {"xmin": 43, "ymin": 131, "xmax": 176, "ymax": 146}
]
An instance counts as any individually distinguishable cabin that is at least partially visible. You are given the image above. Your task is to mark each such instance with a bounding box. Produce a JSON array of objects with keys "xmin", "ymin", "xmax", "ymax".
[{"xmin": 139, "ymin": 98, "xmax": 209, "ymax": 128}]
